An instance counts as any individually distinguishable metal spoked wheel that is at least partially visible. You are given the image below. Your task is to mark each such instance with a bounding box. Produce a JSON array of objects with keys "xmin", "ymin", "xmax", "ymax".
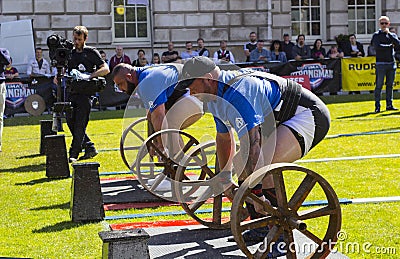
[
  {"xmin": 134, "ymin": 129, "xmax": 202, "ymax": 201},
  {"xmin": 231, "ymin": 163, "xmax": 341, "ymax": 259},
  {"xmin": 120, "ymin": 117, "xmax": 148, "ymax": 170},
  {"xmin": 174, "ymin": 140, "xmax": 246, "ymax": 229}
]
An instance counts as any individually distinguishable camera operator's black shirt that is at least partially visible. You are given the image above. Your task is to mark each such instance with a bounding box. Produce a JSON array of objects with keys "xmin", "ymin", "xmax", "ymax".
[{"xmin": 68, "ymin": 46, "xmax": 104, "ymax": 73}]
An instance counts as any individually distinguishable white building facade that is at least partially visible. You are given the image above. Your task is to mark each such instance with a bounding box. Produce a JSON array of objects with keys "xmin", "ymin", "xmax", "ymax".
[{"xmin": 1, "ymin": 0, "xmax": 399, "ymax": 62}]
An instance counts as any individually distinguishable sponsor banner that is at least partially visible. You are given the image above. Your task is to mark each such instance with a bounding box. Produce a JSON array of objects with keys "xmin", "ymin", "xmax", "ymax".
[
  {"xmin": 268, "ymin": 59, "xmax": 341, "ymax": 93},
  {"xmin": 5, "ymin": 81, "xmax": 35, "ymax": 109},
  {"xmin": 341, "ymin": 57, "xmax": 400, "ymax": 91}
]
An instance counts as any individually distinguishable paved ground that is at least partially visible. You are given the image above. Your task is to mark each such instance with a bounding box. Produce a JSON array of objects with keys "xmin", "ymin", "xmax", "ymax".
[{"xmin": 146, "ymin": 225, "xmax": 349, "ymax": 258}]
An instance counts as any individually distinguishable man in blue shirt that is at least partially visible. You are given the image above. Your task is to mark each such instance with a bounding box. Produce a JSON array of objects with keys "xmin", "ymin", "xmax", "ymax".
[
  {"xmin": 371, "ymin": 15, "xmax": 400, "ymax": 113},
  {"xmin": 112, "ymin": 63, "xmax": 203, "ymax": 147},
  {"xmin": 249, "ymin": 40, "xmax": 271, "ymax": 62},
  {"xmin": 178, "ymin": 56, "xmax": 330, "ymax": 242}
]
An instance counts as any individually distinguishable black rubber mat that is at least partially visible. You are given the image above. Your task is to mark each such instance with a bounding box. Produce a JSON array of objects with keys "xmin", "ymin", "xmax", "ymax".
[{"xmin": 101, "ymin": 179, "xmax": 165, "ymax": 204}]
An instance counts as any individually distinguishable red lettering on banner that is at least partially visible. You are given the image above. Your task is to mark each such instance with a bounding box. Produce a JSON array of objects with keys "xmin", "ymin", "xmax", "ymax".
[{"xmin": 282, "ymin": 75, "xmax": 311, "ymax": 90}]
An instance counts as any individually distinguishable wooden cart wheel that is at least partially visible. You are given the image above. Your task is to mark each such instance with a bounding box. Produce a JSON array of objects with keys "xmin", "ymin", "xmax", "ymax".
[
  {"xmin": 174, "ymin": 140, "xmax": 245, "ymax": 229},
  {"xmin": 120, "ymin": 117, "xmax": 148, "ymax": 170},
  {"xmin": 231, "ymin": 163, "xmax": 342, "ymax": 259},
  {"xmin": 134, "ymin": 129, "xmax": 202, "ymax": 201}
]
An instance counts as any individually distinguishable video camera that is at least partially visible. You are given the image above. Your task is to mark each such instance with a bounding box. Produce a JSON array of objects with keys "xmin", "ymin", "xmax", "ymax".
[{"xmin": 46, "ymin": 34, "xmax": 73, "ymax": 68}]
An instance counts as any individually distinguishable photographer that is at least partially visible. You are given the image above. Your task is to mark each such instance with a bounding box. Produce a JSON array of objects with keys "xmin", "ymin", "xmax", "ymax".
[
  {"xmin": 0, "ymin": 48, "xmax": 11, "ymax": 152},
  {"xmin": 60, "ymin": 26, "xmax": 109, "ymax": 162}
]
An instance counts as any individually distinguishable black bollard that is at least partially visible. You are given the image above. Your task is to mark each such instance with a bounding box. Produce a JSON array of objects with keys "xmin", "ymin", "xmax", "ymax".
[
  {"xmin": 99, "ymin": 229, "xmax": 150, "ymax": 259},
  {"xmin": 70, "ymin": 162, "xmax": 104, "ymax": 222},
  {"xmin": 45, "ymin": 134, "xmax": 70, "ymax": 178},
  {"xmin": 40, "ymin": 120, "xmax": 56, "ymax": 155}
]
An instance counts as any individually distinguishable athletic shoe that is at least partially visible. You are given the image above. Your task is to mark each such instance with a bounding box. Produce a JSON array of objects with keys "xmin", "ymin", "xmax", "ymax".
[
  {"xmin": 374, "ymin": 107, "xmax": 380, "ymax": 113},
  {"xmin": 69, "ymin": 156, "xmax": 78, "ymax": 163},
  {"xmin": 386, "ymin": 106, "xmax": 398, "ymax": 111},
  {"xmin": 78, "ymin": 149, "xmax": 98, "ymax": 160}
]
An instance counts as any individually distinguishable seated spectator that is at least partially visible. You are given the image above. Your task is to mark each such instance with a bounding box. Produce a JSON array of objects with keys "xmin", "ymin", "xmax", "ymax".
[
  {"xmin": 138, "ymin": 58, "xmax": 148, "ymax": 67},
  {"xmin": 27, "ymin": 47, "xmax": 52, "ymax": 77},
  {"xmin": 132, "ymin": 49, "xmax": 147, "ymax": 67},
  {"xmin": 269, "ymin": 40, "xmax": 287, "ymax": 63},
  {"xmin": 109, "ymin": 46, "xmax": 131, "ymax": 72},
  {"xmin": 292, "ymin": 34, "xmax": 312, "ymax": 61},
  {"xmin": 197, "ymin": 38, "xmax": 210, "ymax": 57},
  {"xmin": 213, "ymin": 40, "xmax": 235, "ymax": 63},
  {"xmin": 327, "ymin": 45, "xmax": 344, "ymax": 59},
  {"xmin": 4, "ymin": 57, "xmax": 19, "ymax": 79},
  {"xmin": 343, "ymin": 34, "xmax": 365, "ymax": 57},
  {"xmin": 99, "ymin": 50, "xmax": 109, "ymax": 65},
  {"xmin": 162, "ymin": 42, "xmax": 179, "ymax": 63},
  {"xmin": 181, "ymin": 41, "xmax": 199, "ymax": 60},
  {"xmin": 151, "ymin": 53, "xmax": 161, "ymax": 65},
  {"xmin": 249, "ymin": 40, "xmax": 271, "ymax": 62},
  {"xmin": 311, "ymin": 39, "xmax": 327, "ymax": 59}
]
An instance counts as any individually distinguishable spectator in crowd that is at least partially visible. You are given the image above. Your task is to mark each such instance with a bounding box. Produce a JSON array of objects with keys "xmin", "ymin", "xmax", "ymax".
[
  {"xmin": 213, "ymin": 40, "xmax": 235, "ymax": 63},
  {"xmin": 162, "ymin": 42, "xmax": 179, "ymax": 63},
  {"xmin": 181, "ymin": 41, "xmax": 199, "ymax": 60},
  {"xmin": 343, "ymin": 34, "xmax": 365, "ymax": 57},
  {"xmin": 196, "ymin": 38, "xmax": 210, "ymax": 57},
  {"xmin": 132, "ymin": 49, "xmax": 147, "ymax": 67},
  {"xmin": 26, "ymin": 47, "xmax": 52, "ymax": 77},
  {"xmin": 99, "ymin": 50, "xmax": 109, "ymax": 65},
  {"xmin": 371, "ymin": 16, "xmax": 400, "ymax": 113},
  {"xmin": 4, "ymin": 57, "xmax": 19, "ymax": 79},
  {"xmin": 311, "ymin": 39, "xmax": 327, "ymax": 60},
  {"xmin": 269, "ymin": 40, "xmax": 287, "ymax": 63},
  {"xmin": 139, "ymin": 58, "xmax": 148, "ymax": 67},
  {"xmin": 326, "ymin": 45, "xmax": 344, "ymax": 59},
  {"xmin": 249, "ymin": 40, "xmax": 271, "ymax": 62},
  {"xmin": 27, "ymin": 47, "xmax": 57, "ymax": 110},
  {"xmin": 109, "ymin": 46, "xmax": 131, "ymax": 72},
  {"xmin": 282, "ymin": 33, "xmax": 295, "ymax": 60},
  {"xmin": 151, "ymin": 53, "xmax": 161, "ymax": 65},
  {"xmin": 292, "ymin": 34, "xmax": 311, "ymax": 61},
  {"xmin": 244, "ymin": 32, "xmax": 258, "ymax": 62},
  {"xmin": 0, "ymin": 48, "xmax": 10, "ymax": 152}
]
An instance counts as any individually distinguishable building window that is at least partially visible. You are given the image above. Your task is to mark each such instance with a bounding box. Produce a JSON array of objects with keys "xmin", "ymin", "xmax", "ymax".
[
  {"xmin": 112, "ymin": 0, "xmax": 150, "ymax": 43},
  {"xmin": 348, "ymin": 0, "xmax": 376, "ymax": 35},
  {"xmin": 291, "ymin": 0, "xmax": 322, "ymax": 37}
]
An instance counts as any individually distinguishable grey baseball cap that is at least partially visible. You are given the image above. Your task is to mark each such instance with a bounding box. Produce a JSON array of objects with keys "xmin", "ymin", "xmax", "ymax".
[{"xmin": 176, "ymin": 56, "xmax": 216, "ymax": 90}]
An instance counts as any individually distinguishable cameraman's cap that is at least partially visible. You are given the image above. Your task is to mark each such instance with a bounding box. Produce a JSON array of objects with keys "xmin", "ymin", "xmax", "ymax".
[{"xmin": 177, "ymin": 56, "xmax": 216, "ymax": 90}]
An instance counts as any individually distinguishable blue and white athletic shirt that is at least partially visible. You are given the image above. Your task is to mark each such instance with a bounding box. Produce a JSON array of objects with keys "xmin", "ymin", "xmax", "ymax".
[
  {"xmin": 208, "ymin": 69, "xmax": 282, "ymax": 139},
  {"xmin": 134, "ymin": 64, "xmax": 181, "ymax": 112}
]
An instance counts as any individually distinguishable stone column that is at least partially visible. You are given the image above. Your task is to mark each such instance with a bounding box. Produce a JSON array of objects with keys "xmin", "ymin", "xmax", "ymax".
[{"xmin": 70, "ymin": 162, "xmax": 104, "ymax": 222}]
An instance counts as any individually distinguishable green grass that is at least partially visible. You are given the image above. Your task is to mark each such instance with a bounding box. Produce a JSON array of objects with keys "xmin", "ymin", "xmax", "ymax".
[{"xmin": 1, "ymin": 93, "xmax": 400, "ymax": 258}]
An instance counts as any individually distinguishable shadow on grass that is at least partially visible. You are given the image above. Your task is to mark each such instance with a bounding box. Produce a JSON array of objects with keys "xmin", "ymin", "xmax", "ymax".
[
  {"xmin": 32, "ymin": 220, "xmax": 90, "ymax": 233},
  {"xmin": 15, "ymin": 177, "xmax": 69, "ymax": 186},
  {"xmin": 30, "ymin": 202, "xmax": 70, "ymax": 211},
  {"xmin": 16, "ymin": 153, "xmax": 44, "ymax": 159},
  {"xmin": 0, "ymin": 163, "xmax": 46, "ymax": 173},
  {"xmin": 337, "ymin": 109, "xmax": 400, "ymax": 119}
]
